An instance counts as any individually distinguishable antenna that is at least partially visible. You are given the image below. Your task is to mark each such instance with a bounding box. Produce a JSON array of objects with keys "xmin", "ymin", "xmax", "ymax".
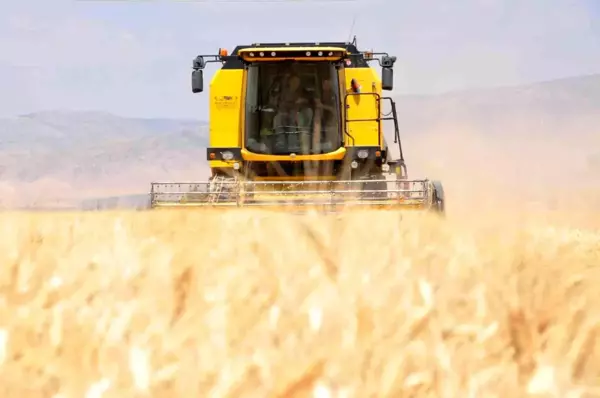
[
  {"xmin": 347, "ymin": 14, "xmax": 357, "ymax": 43},
  {"xmin": 347, "ymin": 0, "xmax": 361, "ymax": 45}
]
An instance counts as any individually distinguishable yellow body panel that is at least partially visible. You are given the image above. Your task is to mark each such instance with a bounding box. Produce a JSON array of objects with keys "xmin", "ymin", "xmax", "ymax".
[
  {"xmin": 342, "ymin": 67, "xmax": 383, "ymax": 147},
  {"xmin": 209, "ymin": 69, "xmax": 244, "ymax": 150},
  {"xmin": 208, "ymin": 160, "xmax": 237, "ymax": 168},
  {"xmin": 240, "ymin": 147, "xmax": 346, "ymax": 162}
]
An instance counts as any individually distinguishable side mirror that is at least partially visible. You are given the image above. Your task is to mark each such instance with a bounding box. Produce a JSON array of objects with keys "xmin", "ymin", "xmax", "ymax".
[
  {"xmin": 382, "ymin": 67, "xmax": 393, "ymax": 91},
  {"xmin": 192, "ymin": 69, "xmax": 203, "ymax": 93}
]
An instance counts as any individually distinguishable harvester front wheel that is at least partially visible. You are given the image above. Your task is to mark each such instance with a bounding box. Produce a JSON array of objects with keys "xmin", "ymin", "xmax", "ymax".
[{"xmin": 430, "ymin": 180, "xmax": 445, "ymax": 214}]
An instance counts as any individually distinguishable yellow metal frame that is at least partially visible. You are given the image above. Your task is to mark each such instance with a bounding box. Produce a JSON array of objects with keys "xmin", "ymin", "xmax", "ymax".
[{"xmin": 240, "ymin": 147, "xmax": 346, "ymax": 161}]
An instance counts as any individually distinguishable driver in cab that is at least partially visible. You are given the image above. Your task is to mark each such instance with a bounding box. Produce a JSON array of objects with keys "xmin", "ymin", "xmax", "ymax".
[{"xmin": 273, "ymin": 74, "xmax": 313, "ymax": 133}]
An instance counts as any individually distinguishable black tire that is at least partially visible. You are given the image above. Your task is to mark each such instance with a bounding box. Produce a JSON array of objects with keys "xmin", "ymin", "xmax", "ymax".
[{"xmin": 431, "ymin": 180, "xmax": 445, "ymax": 215}]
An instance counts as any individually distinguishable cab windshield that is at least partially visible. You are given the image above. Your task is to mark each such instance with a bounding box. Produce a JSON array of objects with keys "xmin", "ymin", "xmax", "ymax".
[{"xmin": 244, "ymin": 61, "xmax": 342, "ymax": 155}]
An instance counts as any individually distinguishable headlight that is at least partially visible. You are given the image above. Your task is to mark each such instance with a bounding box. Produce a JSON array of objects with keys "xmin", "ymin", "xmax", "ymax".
[
  {"xmin": 350, "ymin": 160, "xmax": 358, "ymax": 169},
  {"xmin": 221, "ymin": 151, "xmax": 234, "ymax": 160},
  {"xmin": 233, "ymin": 162, "xmax": 240, "ymax": 170},
  {"xmin": 381, "ymin": 164, "xmax": 390, "ymax": 172},
  {"xmin": 357, "ymin": 149, "xmax": 369, "ymax": 159}
]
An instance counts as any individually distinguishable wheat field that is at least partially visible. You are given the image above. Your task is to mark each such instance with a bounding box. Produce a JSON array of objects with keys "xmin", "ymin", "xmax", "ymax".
[
  {"xmin": 1, "ymin": 128, "xmax": 599, "ymax": 397},
  {"xmin": 0, "ymin": 204, "xmax": 599, "ymax": 398}
]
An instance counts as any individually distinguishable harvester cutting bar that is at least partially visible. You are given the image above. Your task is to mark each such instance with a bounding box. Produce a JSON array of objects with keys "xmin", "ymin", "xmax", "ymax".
[{"xmin": 149, "ymin": 179, "xmax": 438, "ymax": 212}]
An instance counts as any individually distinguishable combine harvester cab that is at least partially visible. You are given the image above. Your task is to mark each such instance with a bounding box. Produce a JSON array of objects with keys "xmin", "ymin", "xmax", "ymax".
[{"xmin": 150, "ymin": 37, "xmax": 445, "ymax": 214}]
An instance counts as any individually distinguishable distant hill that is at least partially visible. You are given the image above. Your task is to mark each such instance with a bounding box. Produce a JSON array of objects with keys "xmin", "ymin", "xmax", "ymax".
[
  {"xmin": 393, "ymin": 73, "xmax": 600, "ymax": 138},
  {"xmin": 0, "ymin": 111, "xmax": 208, "ymax": 207},
  {"xmin": 1, "ymin": 73, "xmax": 599, "ymax": 209}
]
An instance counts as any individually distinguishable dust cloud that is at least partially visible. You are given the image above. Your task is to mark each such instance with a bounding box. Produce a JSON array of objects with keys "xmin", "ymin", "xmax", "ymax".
[{"xmin": 402, "ymin": 120, "xmax": 600, "ymax": 228}]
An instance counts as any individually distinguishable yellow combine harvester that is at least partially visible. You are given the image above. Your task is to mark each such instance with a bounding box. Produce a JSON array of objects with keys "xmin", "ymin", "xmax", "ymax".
[{"xmin": 150, "ymin": 37, "xmax": 445, "ymax": 214}]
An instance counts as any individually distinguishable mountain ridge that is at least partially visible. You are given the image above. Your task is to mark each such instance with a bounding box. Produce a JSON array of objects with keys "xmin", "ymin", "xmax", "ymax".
[
  {"xmin": 0, "ymin": 111, "xmax": 210, "ymax": 207},
  {"xmin": 395, "ymin": 72, "xmax": 600, "ymax": 99}
]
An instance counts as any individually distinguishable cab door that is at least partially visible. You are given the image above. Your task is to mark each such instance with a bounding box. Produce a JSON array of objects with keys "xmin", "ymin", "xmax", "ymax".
[{"xmin": 342, "ymin": 66, "xmax": 380, "ymax": 148}]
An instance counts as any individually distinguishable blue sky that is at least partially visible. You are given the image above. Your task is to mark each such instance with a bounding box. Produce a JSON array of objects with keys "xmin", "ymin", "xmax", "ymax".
[{"xmin": 1, "ymin": 0, "xmax": 598, "ymax": 119}]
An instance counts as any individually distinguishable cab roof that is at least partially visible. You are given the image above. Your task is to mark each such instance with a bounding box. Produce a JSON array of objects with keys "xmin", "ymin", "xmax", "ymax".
[{"xmin": 222, "ymin": 41, "xmax": 369, "ymax": 69}]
